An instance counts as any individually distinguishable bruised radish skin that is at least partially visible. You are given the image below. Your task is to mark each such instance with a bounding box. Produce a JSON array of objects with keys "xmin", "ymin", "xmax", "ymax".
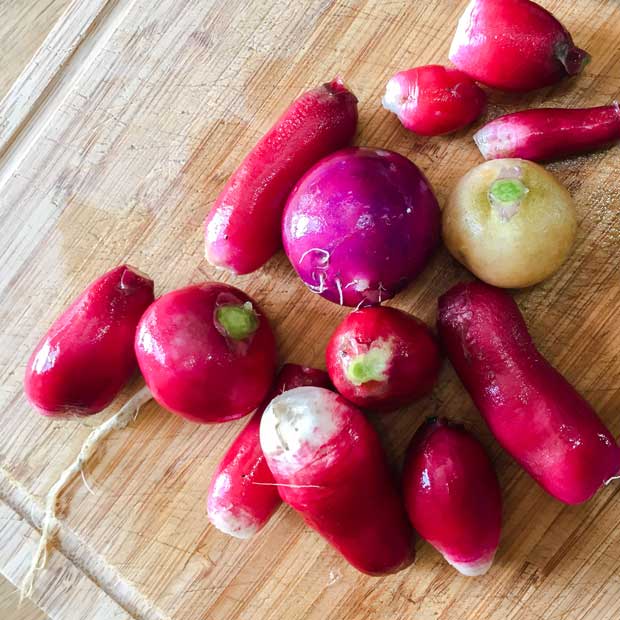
[
  {"xmin": 135, "ymin": 283, "xmax": 276, "ymax": 423},
  {"xmin": 449, "ymin": 0, "xmax": 590, "ymax": 92},
  {"xmin": 474, "ymin": 103, "xmax": 620, "ymax": 161},
  {"xmin": 403, "ymin": 418, "xmax": 502, "ymax": 576},
  {"xmin": 382, "ymin": 65, "xmax": 487, "ymax": 136},
  {"xmin": 24, "ymin": 265, "xmax": 154, "ymax": 417},
  {"xmin": 326, "ymin": 307, "xmax": 441, "ymax": 412},
  {"xmin": 282, "ymin": 147, "xmax": 440, "ymax": 307},
  {"xmin": 207, "ymin": 364, "xmax": 330, "ymax": 539},
  {"xmin": 260, "ymin": 387, "xmax": 414, "ymax": 574},
  {"xmin": 204, "ymin": 78, "xmax": 358, "ymax": 275},
  {"xmin": 438, "ymin": 282, "xmax": 620, "ymax": 505}
]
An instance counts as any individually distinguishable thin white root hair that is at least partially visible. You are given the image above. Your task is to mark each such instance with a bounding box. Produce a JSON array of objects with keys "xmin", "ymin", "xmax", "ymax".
[
  {"xmin": 335, "ymin": 277, "xmax": 344, "ymax": 306},
  {"xmin": 299, "ymin": 248, "xmax": 330, "ymax": 266},
  {"xmin": 80, "ymin": 468, "xmax": 95, "ymax": 495},
  {"xmin": 605, "ymin": 474, "xmax": 620, "ymax": 485},
  {"xmin": 250, "ymin": 481, "xmax": 325, "ymax": 489},
  {"xmin": 20, "ymin": 385, "xmax": 153, "ymax": 601}
]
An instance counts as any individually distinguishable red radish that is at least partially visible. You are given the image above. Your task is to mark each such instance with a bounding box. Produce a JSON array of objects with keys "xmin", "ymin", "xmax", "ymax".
[
  {"xmin": 326, "ymin": 307, "xmax": 441, "ymax": 412},
  {"xmin": 135, "ymin": 283, "xmax": 276, "ymax": 423},
  {"xmin": 382, "ymin": 65, "xmax": 487, "ymax": 136},
  {"xmin": 282, "ymin": 147, "xmax": 440, "ymax": 307},
  {"xmin": 474, "ymin": 104, "xmax": 620, "ymax": 161},
  {"xmin": 207, "ymin": 364, "xmax": 330, "ymax": 538},
  {"xmin": 204, "ymin": 78, "xmax": 358, "ymax": 275},
  {"xmin": 260, "ymin": 386, "xmax": 414, "ymax": 574},
  {"xmin": 24, "ymin": 265, "xmax": 154, "ymax": 417},
  {"xmin": 403, "ymin": 417, "xmax": 502, "ymax": 576},
  {"xmin": 449, "ymin": 0, "xmax": 590, "ymax": 92},
  {"xmin": 438, "ymin": 282, "xmax": 620, "ymax": 505}
]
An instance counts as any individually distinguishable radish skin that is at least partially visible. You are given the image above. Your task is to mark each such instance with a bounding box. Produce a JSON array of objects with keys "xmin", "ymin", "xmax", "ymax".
[
  {"xmin": 260, "ymin": 386, "xmax": 414, "ymax": 575},
  {"xmin": 438, "ymin": 282, "xmax": 620, "ymax": 504},
  {"xmin": 207, "ymin": 364, "xmax": 330, "ymax": 539}
]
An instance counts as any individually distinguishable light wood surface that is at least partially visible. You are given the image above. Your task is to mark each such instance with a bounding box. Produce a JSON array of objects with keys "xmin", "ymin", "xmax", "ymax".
[{"xmin": 1, "ymin": 1, "xmax": 619, "ymax": 619}]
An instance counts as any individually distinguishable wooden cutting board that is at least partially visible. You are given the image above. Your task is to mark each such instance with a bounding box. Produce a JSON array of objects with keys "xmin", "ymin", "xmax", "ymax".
[{"xmin": 1, "ymin": 0, "xmax": 619, "ymax": 618}]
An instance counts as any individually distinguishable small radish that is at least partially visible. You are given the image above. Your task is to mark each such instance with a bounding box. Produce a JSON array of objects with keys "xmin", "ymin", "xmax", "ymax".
[
  {"xmin": 282, "ymin": 147, "xmax": 440, "ymax": 307},
  {"xmin": 449, "ymin": 0, "xmax": 590, "ymax": 92},
  {"xmin": 326, "ymin": 307, "xmax": 441, "ymax": 411},
  {"xmin": 403, "ymin": 417, "xmax": 502, "ymax": 577},
  {"xmin": 135, "ymin": 283, "xmax": 276, "ymax": 423},
  {"xmin": 382, "ymin": 65, "xmax": 487, "ymax": 136},
  {"xmin": 204, "ymin": 78, "xmax": 358, "ymax": 275},
  {"xmin": 207, "ymin": 364, "xmax": 330, "ymax": 539},
  {"xmin": 24, "ymin": 265, "xmax": 154, "ymax": 417},
  {"xmin": 438, "ymin": 282, "xmax": 620, "ymax": 505},
  {"xmin": 474, "ymin": 104, "xmax": 620, "ymax": 162},
  {"xmin": 260, "ymin": 386, "xmax": 414, "ymax": 575}
]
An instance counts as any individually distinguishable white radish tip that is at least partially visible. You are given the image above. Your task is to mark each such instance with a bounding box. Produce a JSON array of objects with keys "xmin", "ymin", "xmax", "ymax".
[
  {"xmin": 381, "ymin": 78, "xmax": 403, "ymax": 117},
  {"xmin": 445, "ymin": 552, "xmax": 495, "ymax": 577},
  {"xmin": 208, "ymin": 507, "xmax": 259, "ymax": 539}
]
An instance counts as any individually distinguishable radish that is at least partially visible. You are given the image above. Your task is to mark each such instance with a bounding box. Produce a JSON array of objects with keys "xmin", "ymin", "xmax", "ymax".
[
  {"xmin": 403, "ymin": 417, "xmax": 502, "ymax": 576},
  {"xmin": 449, "ymin": 0, "xmax": 590, "ymax": 92},
  {"xmin": 325, "ymin": 306, "xmax": 441, "ymax": 412},
  {"xmin": 438, "ymin": 282, "xmax": 620, "ymax": 505},
  {"xmin": 474, "ymin": 104, "xmax": 620, "ymax": 162},
  {"xmin": 135, "ymin": 283, "xmax": 277, "ymax": 423},
  {"xmin": 204, "ymin": 78, "xmax": 358, "ymax": 275},
  {"xmin": 382, "ymin": 65, "xmax": 487, "ymax": 136},
  {"xmin": 24, "ymin": 265, "xmax": 154, "ymax": 417},
  {"xmin": 207, "ymin": 364, "xmax": 330, "ymax": 539},
  {"xmin": 260, "ymin": 386, "xmax": 414, "ymax": 574},
  {"xmin": 282, "ymin": 147, "xmax": 440, "ymax": 307}
]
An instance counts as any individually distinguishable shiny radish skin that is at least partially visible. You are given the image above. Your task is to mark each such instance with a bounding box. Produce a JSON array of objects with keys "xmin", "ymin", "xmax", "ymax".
[
  {"xmin": 24, "ymin": 265, "xmax": 154, "ymax": 417},
  {"xmin": 403, "ymin": 418, "xmax": 502, "ymax": 576},
  {"xmin": 449, "ymin": 0, "xmax": 590, "ymax": 92},
  {"xmin": 382, "ymin": 65, "xmax": 487, "ymax": 136},
  {"xmin": 260, "ymin": 387, "xmax": 414, "ymax": 575},
  {"xmin": 326, "ymin": 307, "xmax": 441, "ymax": 412},
  {"xmin": 438, "ymin": 282, "xmax": 620, "ymax": 504},
  {"xmin": 204, "ymin": 78, "xmax": 358, "ymax": 275},
  {"xmin": 207, "ymin": 364, "xmax": 331, "ymax": 539},
  {"xmin": 474, "ymin": 104, "xmax": 620, "ymax": 161},
  {"xmin": 135, "ymin": 283, "xmax": 277, "ymax": 424}
]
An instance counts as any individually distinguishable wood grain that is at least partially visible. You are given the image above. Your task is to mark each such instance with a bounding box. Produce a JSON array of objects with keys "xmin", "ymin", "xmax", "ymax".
[{"xmin": 0, "ymin": 0, "xmax": 619, "ymax": 619}]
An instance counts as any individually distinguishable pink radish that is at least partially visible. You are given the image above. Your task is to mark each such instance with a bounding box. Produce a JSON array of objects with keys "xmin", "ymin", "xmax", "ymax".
[
  {"xmin": 207, "ymin": 364, "xmax": 330, "ymax": 538},
  {"xmin": 325, "ymin": 306, "xmax": 441, "ymax": 412},
  {"xmin": 449, "ymin": 0, "xmax": 590, "ymax": 92},
  {"xmin": 204, "ymin": 78, "xmax": 358, "ymax": 275},
  {"xmin": 474, "ymin": 104, "xmax": 620, "ymax": 161},
  {"xmin": 382, "ymin": 65, "xmax": 486, "ymax": 136},
  {"xmin": 438, "ymin": 282, "xmax": 620, "ymax": 504},
  {"xmin": 135, "ymin": 283, "xmax": 276, "ymax": 423},
  {"xmin": 403, "ymin": 417, "xmax": 502, "ymax": 576},
  {"xmin": 260, "ymin": 386, "xmax": 414, "ymax": 575},
  {"xmin": 24, "ymin": 265, "xmax": 154, "ymax": 417}
]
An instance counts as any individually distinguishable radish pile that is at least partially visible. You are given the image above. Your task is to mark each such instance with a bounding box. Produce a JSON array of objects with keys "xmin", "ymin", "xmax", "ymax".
[{"xmin": 23, "ymin": 0, "xmax": 620, "ymax": 593}]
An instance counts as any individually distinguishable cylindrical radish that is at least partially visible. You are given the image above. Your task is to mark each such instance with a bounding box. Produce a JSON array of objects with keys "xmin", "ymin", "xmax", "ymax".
[
  {"xmin": 474, "ymin": 104, "xmax": 620, "ymax": 161},
  {"xmin": 207, "ymin": 364, "xmax": 330, "ymax": 538},
  {"xmin": 135, "ymin": 283, "xmax": 276, "ymax": 423},
  {"xmin": 260, "ymin": 386, "xmax": 414, "ymax": 574},
  {"xmin": 24, "ymin": 265, "xmax": 154, "ymax": 417},
  {"xmin": 204, "ymin": 78, "xmax": 358, "ymax": 275},
  {"xmin": 326, "ymin": 307, "xmax": 441, "ymax": 411},
  {"xmin": 438, "ymin": 282, "xmax": 620, "ymax": 504},
  {"xmin": 403, "ymin": 417, "xmax": 502, "ymax": 576}
]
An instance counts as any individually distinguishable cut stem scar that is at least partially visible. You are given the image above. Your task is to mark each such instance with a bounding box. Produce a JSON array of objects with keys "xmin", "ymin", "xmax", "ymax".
[
  {"xmin": 488, "ymin": 174, "xmax": 529, "ymax": 222},
  {"xmin": 345, "ymin": 345, "xmax": 391, "ymax": 386},
  {"xmin": 216, "ymin": 302, "xmax": 258, "ymax": 340}
]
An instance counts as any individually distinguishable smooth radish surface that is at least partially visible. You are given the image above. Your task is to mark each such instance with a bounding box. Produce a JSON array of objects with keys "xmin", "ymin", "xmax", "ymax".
[
  {"xmin": 135, "ymin": 283, "xmax": 276, "ymax": 423},
  {"xmin": 449, "ymin": 0, "xmax": 590, "ymax": 92},
  {"xmin": 207, "ymin": 364, "xmax": 330, "ymax": 539},
  {"xmin": 403, "ymin": 417, "xmax": 502, "ymax": 576},
  {"xmin": 437, "ymin": 282, "xmax": 620, "ymax": 505},
  {"xmin": 326, "ymin": 306, "xmax": 441, "ymax": 411},
  {"xmin": 442, "ymin": 158, "xmax": 576, "ymax": 288},
  {"xmin": 382, "ymin": 65, "xmax": 486, "ymax": 136},
  {"xmin": 204, "ymin": 78, "xmax": 358, "ymax": 275},
  {"xmin": 282, "ymin": 147, "xmax": 440, "ymax": 307},
  {"xmin": 24, "ymin": 265, "xmax": 154, "ymax": 417},
  {"xmin": 474, "ymin": 103, "xmax": 620, "ymax": 161},
  {"xmin": 260, "ymin": 386, "xmax": 414, "ymax": 574}
]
